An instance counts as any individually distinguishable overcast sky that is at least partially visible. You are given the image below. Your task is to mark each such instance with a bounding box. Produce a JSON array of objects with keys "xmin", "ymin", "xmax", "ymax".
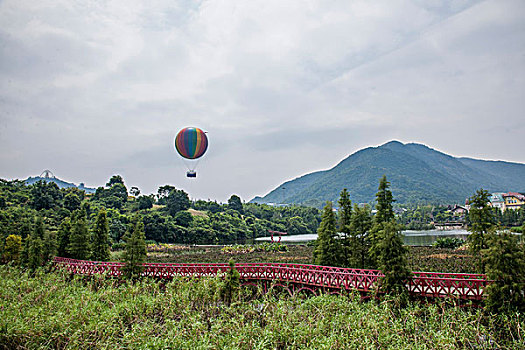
[{"xmin": 0, "ymin": 0, "xmax": 524, "ymax": 202}]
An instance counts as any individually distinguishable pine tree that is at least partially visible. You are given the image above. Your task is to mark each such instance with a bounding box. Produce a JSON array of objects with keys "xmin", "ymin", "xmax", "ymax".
[
  {"xmin": 67, "ymin": 210, "xmax": 91, "ymax": 260},
  {"xmin": 338, "ymin": 189, "xmax": 352, "ymax": 233},
  {"xmin": 27, "ymin": 217, "xmax": 45, "ymax": 270},
  {"xmin": 42, "ymin": 230, "xmax": 57, "ymax": 263},
  {"xmin": 375, "ymin": 221, "xmax": 411, "ymax": 296},
  {"xmin": 348, "ymin": 204, "xmax": 373, "ymax": 268},
  {"xmin": 369, "ymin": 175, "xmax": 396, "ymax": 267},
  {"xmin": 121, "ymin": 217, "xmax": 147, "ymax": 279},
  {"xmin": 313, "ymin": 202, "xmax": 342, "ymax": 267},
  {"xmin": 27, "ymin": 234, "xmax": 43, "ymax": 270},
  {"xmin": 221, "ymin": 259, "xmax": 241, "ymax": 306},
  {"xmin": 483, "ymin": 231, "xmax": 525, "ymax": 313},
  {"xmin": 375, "ymin": 175, "xmax": 395, "ymax": 224},
  {"xmin": 338, "ymin": 189, "xmax": 352, "ymax": 266},
  {"xmin": 467, "ymin": 189, "xmax": 495, "ymax": 272},
  {"xmin": 92, "ymin": 208, "xmax": 110, "ymax": 261},
  {"xmin": 57, "ymin": 218, "xmax": 72, "ymax": 258},
  {"xmin": 368, "ymin": 176, "xmax": 411, "ymax": 297}
]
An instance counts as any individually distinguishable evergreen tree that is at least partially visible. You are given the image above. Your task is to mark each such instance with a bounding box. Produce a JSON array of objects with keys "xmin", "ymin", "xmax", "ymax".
[
  {"xmin": 121, "ymin": 217, "xmax": 147, "ymax": 279},
  {"xmin": 483, "ymin": 231, "xmax": 525, "ymax": 313},
  {"xmin": 106, "ymin": 175, "xmax": 125, "ymax": 187},
  {"xmin": 57, "ymin": 217, "xmax": 72, "ymax": 257},
  {"xmin": 27, "ymin": 217, "xmax": 45, "ymax": 269},
  {"xmin": 313, "ymin": 202, "xmax": 342, "ymax": 267},
  {"xmin": 375, "ymin": 221, "xmax": 411, "ymax": 296},
  {"xmin": 92, "ymin": 208, "xmax": 111, "ymax": 261},
  {"xmin": 375, "ymin": 175, "xmax": 395, "ymax": 224},
  {"xmin": 228, "ymin": 195, "xmax": 244, "ymax": 214},
  {"xmin": 338, "ymin": 189, "xmax": 352, "ymax": 233},
  {"xmin": 338, "ymin": 189, "xmax": 352, "ymax": 266},
  {"xmin": 67, "ymin": 210, "xmax": 91, "ymax": 260},
  {"xmin": 166, "ymin": 189, "xmax": 190, "ymax": 216},
  {"xmin": 19, "ymin": 219, "xmax": 33, "ymax": 266},
  {"xmin": 221, "ymin": 259, "xmax": 241, "ymax": 306},
  {"xmin": 369, "ymin": 175, "xmax": 396, "ymax": 267},
  {"xmin": 467, "ymin": 189, "xmax": 495, "ymax": 272},
  {"xmin": 63, "ymin": 192, "xmax": 81, "ymax": 212},
  {"xmin": 348, "ymin": 204, "xmax": 373, "ymax": 268},
  {"xmin": 42, "ymin": 229, "xmax": 57, "ymax": 263}
]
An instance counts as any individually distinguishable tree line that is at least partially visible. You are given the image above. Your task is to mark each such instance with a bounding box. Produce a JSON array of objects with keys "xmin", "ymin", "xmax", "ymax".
[
  {"xmin": 0, "ymin": 176, "xmax": 321, "ymax": 266},
  {"xmin": 312, "ymin": 177, "xmax": 525, "ymax": 312},
  {"xmin": 312, "ymin": 175, "xmax": 411, "ymax": 298}
]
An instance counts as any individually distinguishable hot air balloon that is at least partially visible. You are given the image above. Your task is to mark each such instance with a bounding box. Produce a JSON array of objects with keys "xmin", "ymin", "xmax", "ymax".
[{"xmin": 174, "ymin": 127, "xmax": 208, "ymax": 178}]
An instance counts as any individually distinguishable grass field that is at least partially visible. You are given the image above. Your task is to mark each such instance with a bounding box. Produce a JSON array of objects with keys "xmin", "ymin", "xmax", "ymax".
[
  {"xmin": 116, "ymin": 244, "xmax": 479, "ymax": 274},
  {"xmin": 1, "ymin": 265, "xmax": 523, "ymax": 349}
]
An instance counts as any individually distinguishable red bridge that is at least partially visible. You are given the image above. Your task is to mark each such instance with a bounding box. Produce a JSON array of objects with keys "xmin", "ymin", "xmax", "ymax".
[{"xmin": 53, "ymin": 257, "xmax": 488, "ymax": 301}]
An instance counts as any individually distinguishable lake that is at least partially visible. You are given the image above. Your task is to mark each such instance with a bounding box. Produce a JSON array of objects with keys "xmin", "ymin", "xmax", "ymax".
[{"xmin": 255, "ymin": 229, "xmax": 470, "ymax": 246}]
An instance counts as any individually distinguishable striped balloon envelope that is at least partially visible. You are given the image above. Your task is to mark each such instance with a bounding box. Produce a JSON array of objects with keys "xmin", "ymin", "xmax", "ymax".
[{"xmin": 174, "ymin": 127, "xmax": 208, "ymax": 159}]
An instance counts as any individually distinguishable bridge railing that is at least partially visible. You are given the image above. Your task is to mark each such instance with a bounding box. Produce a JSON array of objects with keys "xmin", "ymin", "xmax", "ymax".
[{"xmin": 52, "ymin": 257, "xmax": 488, "ymax": 300}]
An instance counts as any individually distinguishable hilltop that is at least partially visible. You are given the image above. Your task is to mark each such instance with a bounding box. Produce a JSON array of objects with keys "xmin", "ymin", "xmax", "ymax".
[
  {"xmin": 24, "ymin": 171, "xmax": 96, "ymax": 194},
  {"xmin": 251, "ymin": 141, "xmax": 525, "ymax": 206}
]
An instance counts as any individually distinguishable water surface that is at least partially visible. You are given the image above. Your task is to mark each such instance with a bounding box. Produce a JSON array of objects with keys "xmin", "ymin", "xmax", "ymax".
[{"xmin": 255, "ymin": 229, "xmax": 470, "ymax": 246}]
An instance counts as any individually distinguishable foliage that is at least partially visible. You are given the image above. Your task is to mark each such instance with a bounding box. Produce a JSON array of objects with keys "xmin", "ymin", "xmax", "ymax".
[
  {"xmin": 146, "ymin": 243, "xmax": 189, "ymax": 253},
  {"xmin": 313, "ymin": 202, "xmax": 342, "ymax": 266},
  {"xmin": 433, "ymin": 237, "xmax": 465, "ymax": 249},
  {"xmin": 30, "ymin": 180, "xmax": 63, "ymax": 210},
  {"xmin": 67, "ymin": 210, "xmax": 91, "ymax": 260},
  {"xmin": 228, "ymin": 194, "xmax": 244, "ymax": 214},
  {"xmin": 221, "ymin": 242, "xmax": 288, "ymax": 254},
  {"xmin": 374, "ymin": 221, "xmax": 411, "ymax": 297},
  {"xmin": 467, "ymin": 189, "xmax": 495, "ymax": 272},
  {"xmin": 156, "ymin": 185, "xmax": 175, "ymax": 205},
  {"xmin": 63, "ymin": 192, "xmax": 81, "ymax": 212},
  {"xmin": 406, "ymin": 246, "xmax": 478, "ymax": 273},
  {"xmin": 221, "ymin": 259, "xmax": 240, "ymax": 305},
  {"xmin": 166, "ymin": 189, "xmax": 190, "ymax": 216},
  {"xmin": 483, "ymin": 231, "xmax": 525, "ymax": 313},
  {"xmin": 129, "ymin": 186, "xmax": 140, "ymax": 197},
  {"xmin": 174, "ymin": 210, "xmax": 193, "ymax": 227},
  {"xmin": 136, "ymin": 195, "xmax": 154, "ymax": 210},
  {"xmin": 375, "ymin": 175, "xmax": 395, "ymax": 224},
  {"xmin": 106, "ymin": 174, "xmax": 124, "ymax": 187},
  {"xmin": 27, "ymin": 217, "xmax": 45, "ymax": 269},
  {"xmin": 347, "ymin": 204, "xmax": 373, "ymax": 268},
  {"xmin": 121, "ymin": 217, "xmax": 147, "ymax": 279},
  {"xmin": 57, "ymin": 218, "xmax": 72, "ymax": 257},
  {"xmin": 0, "ymin": 177, "xmax": 320, "ymax": 250},
  {"xmin": 91, "ymin": 208, "xmax": 110, "ymax": 261},
  {"xmin": 2, "ymin": 234, "xmax": 21, "ymax": 263},
  {"xmin": 1, "ymin": 265, "xmax": 525, "ymax": 349}
]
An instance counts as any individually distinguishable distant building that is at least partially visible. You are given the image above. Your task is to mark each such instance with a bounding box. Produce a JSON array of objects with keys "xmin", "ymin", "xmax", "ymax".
[
  {"xmin": 450, "ymin": 204, "xmax": 468, "ymax": 216},
  {"xmin": 502, "ymin": 192, "xmax": 525, "ymax": 210},
  {"xmin": 489, "ymin": 192, "xmax": 505, "ymax": 211}
]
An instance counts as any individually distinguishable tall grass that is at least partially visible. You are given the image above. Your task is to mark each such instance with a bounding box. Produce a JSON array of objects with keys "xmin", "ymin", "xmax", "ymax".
[{"xmin": 1, "ymin": 265, "xmax": 523, "ymax": 349}]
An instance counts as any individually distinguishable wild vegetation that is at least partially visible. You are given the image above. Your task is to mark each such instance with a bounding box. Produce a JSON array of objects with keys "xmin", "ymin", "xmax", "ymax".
[
  {"xmin": 0, "ymin": 176, "xmax": 321, "ymax": 266},
  {"xmin": 1, "ymin": 174, "xmax": 525, "ymax": 348},
  {"xmin": 1, "ymin": 264, "xmax": 524, "ymax": 349}
]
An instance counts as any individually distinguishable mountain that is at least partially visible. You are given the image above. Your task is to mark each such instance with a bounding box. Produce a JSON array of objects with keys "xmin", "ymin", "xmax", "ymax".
[
  {"xmin": 251, "ymin": 141, "xmax": 525, "ymax": 207},
  {"xmin": 25, "ymin": 175, "xmax": 96, "ymax": 194}
]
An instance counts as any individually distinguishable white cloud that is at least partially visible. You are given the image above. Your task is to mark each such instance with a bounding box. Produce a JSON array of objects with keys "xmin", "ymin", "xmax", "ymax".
[{"xmin": 0, "ymin": 0, "xmax": 523, "ymax": 201}]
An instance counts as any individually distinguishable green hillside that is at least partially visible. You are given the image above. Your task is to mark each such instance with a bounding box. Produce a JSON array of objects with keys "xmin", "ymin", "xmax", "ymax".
[
  {"xmin": 24, "ymin": 176, "xmax": 96, "ymax": 194},
  {"xmin": 251, "ymin": 141, "xmax": 525, "ymax": 206}
]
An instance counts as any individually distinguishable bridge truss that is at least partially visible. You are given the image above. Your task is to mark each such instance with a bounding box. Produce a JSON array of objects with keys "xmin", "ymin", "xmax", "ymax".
[{"xmin": 53, "ymin": 257, "xmax": 488, "ymax": 301}]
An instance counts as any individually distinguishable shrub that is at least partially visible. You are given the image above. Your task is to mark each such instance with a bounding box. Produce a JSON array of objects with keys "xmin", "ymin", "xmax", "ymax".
[{"xmin": 433, "ymin": 237, "xmax": 465, "ymax": 249}]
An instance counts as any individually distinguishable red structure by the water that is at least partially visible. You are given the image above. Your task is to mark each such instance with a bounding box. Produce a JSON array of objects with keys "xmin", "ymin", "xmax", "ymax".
[{"xmin": 53, "ymin": 257, "xmax": 488, "ymax": 300}]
